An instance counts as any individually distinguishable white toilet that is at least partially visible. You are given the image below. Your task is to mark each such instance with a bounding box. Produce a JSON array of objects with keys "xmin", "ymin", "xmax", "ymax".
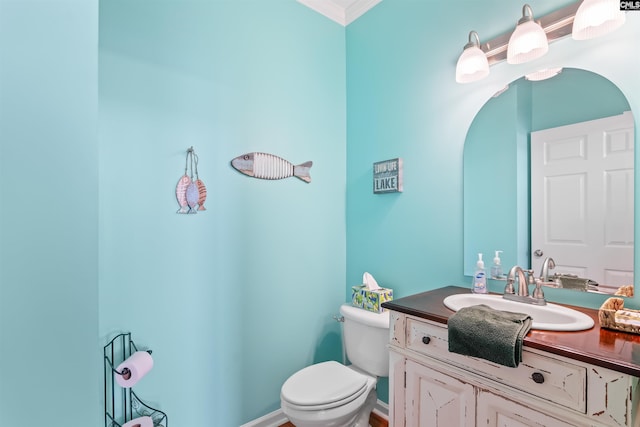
[{"xmin": 280, "ymin": 304, "xmax": 390, "ymax": 427}]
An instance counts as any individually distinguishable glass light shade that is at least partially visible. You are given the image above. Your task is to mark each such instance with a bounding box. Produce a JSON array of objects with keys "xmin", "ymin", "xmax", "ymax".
[
  {"xmin": 456, "ymin": 45, "xmax": 489, "ymax": 84},
  {"xmin": 507, "ymin": 20, "xmax": 549, "ymax": 64},
  {"xmin": 572, "ymin": 0, "xmax": 626, "ymax": 40}
]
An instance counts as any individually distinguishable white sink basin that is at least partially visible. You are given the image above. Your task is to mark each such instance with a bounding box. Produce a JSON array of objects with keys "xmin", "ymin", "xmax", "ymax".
[{"xmin": 443, "ymin": 293, "xmax": 594, "ymax": 331}]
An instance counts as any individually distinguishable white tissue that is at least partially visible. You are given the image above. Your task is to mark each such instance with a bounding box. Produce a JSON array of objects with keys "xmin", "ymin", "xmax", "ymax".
[{"xmin": 363, "ymin": 272, "xmax": 381, "ymax": 290}]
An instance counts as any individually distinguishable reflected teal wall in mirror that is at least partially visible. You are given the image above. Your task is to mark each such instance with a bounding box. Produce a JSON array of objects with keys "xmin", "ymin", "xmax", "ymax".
[
  {"xmin": 463, "ymin": 83, "xmax": 530, "ymax": 275},
  {"xmin": 532, "ymin": 68, "xmax": 631, "ymax": 131},
  {"xmin": 464, "ymin": 69, "xmax": 631, "ymax": 277}
]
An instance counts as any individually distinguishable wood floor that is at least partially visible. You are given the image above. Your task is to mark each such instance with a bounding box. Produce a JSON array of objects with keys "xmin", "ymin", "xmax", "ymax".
[{"xmin": 280, "ymin": 410, "xmax": 388, "ymax": 427}]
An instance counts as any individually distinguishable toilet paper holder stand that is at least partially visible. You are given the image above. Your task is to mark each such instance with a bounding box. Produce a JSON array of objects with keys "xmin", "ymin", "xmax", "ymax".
[{"xmin": 104, "ymin": 332, "xmax": 168, "ymax": 427}]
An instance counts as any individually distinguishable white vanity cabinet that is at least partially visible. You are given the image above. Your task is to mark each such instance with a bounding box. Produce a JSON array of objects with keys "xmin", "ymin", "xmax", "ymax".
[{"xmin": 388, "ymin": 310, "xmax": 640, "ymax": 427}]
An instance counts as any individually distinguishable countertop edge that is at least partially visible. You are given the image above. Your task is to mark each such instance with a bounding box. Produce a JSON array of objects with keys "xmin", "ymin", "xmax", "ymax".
[{"xmin": 382, "ymin": 285, "xmax": 640, "ymax": 378}]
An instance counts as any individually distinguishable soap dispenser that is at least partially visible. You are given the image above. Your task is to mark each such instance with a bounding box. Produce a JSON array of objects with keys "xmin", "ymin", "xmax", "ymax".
[
  {"xmin": 491, "ymin": 250, "xmax": 503, "ymax": 279},
  {"xmin": 471, "ymin": 253, "xmax": 487, "ymax": 294}
]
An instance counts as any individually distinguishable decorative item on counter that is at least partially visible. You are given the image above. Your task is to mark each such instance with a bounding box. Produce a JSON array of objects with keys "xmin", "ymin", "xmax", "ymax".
[
  {"xmin": 373, "ymin": 158, "xmax": 403, "ymax": 194},
  {"xmin": 615, "ymin": 285, "xmax": 634, "ymax": 297},
  {"xmin": 599, "ymin": 297, "xmax": 640, "ymax": 335},
  {"xmin": 351, "ymin": 272, "xmax": 393, "ymax": 313},
  {"xmin": 230, "ymin": 152, "xmax": 312, "ymax": 183},
  {"xmin": 176, "ymin": 147, "xmax": 207, "ymax": 214}
]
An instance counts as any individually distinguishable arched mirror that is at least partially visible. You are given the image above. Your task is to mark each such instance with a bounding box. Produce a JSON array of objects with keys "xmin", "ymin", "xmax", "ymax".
[{"xmin": 463, "ymin": 68, "xmax": 634, "ymax": 295}]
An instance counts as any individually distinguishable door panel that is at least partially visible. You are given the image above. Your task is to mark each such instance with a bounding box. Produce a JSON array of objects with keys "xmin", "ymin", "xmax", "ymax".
[{"xmin": 531, "ymin": 112, "xmax": 634, "ymax": 288}]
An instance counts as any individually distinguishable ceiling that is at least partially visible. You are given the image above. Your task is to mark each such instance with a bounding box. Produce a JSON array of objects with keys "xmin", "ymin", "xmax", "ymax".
[{"xmin": 297, "ymin": 0, "xmax": 382, "ymax": 26}]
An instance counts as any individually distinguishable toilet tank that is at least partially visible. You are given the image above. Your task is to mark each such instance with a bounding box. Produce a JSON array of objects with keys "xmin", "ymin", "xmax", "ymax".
[{"xmin": 339, "ymin": 304, "xmax": 390, "ymax": 377}]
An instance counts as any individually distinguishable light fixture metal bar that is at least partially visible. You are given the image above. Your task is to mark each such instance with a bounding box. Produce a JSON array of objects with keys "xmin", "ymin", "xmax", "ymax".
[{"xmin": 481, "ymin": 1, "xmax": 582, "ymax": 65}]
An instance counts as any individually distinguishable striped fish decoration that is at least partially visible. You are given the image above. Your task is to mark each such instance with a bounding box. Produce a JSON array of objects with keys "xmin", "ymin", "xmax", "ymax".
[
  {"xmin": 186, "ymin": 181, "xmax": 199, "ymax": 213},
  {"xmin": 196, "ymin": 179, "xmax": 207, "ymax": 211},
  {"xmin": 231, "ymin": 152, "xmax": 312, "ymax": 183},
  {"xmin": 176, "ymin": 175, "xmax": 191, "ymax": 213}
]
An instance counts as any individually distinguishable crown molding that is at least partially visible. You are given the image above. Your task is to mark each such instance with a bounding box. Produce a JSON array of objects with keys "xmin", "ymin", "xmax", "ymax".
[{"xmin": 298, "ymin": 0, "xmax": 382, "ymax": 26}]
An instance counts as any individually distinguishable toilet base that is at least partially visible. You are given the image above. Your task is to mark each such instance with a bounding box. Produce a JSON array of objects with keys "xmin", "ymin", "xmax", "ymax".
[
  {"xmin": 283, "ymin": 387, "xmax": 377, "ymax": 427},
  {"xmin": 352, "ymin": 386, "xmax": 377, "ymax": 427}
]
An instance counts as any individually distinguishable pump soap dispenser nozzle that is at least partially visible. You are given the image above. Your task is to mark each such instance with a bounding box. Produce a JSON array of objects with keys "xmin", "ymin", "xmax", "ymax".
[{"xmin": 491, "ymin": 250, "xmax": 504, "ymax": 279}]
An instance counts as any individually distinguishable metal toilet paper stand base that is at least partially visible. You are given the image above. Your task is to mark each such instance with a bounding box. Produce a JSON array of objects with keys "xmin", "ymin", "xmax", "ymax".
[{"xmin": 104, "ymin": 333, "xmax": 168, "ymax": 427}]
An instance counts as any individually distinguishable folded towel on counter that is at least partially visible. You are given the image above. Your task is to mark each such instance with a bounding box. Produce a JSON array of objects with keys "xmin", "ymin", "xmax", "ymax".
[{"xmin": 448, "ymin": 304, "xmax": 532, "ymax": 368}]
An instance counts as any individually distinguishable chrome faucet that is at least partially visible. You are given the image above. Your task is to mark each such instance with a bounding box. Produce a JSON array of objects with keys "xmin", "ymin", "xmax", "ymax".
[
  {"xmin": 504, "ymin": 265, "xmax": 546, "ymax": 306},
  {"xmin": 540, "ymin": 257, "xmax": 556, "ymax": 282},
  {"xmin": 505, "ymin": 265, "xmax": 529, "ymax": 297}
]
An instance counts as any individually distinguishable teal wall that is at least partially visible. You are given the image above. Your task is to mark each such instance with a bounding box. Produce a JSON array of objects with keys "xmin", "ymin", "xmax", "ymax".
[
  {"xmin": 98, "ymin": 1, "xmax": 346, "ymax": 425},
  {"xmin": 346, "ymin": 0, "xmax": 640, "ymax": 309},
  {"xmin": 0, "ymin": 0, "xmax": 100, "ymax": 425},
  {"xmin": 1, "ymin": 1, "xmax": 640, "ymax": 426}
]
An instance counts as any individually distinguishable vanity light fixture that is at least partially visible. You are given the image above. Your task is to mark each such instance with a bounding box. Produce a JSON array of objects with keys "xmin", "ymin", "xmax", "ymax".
[
  {"xmin": 507, "ymin": 4, "xmax": 549, "ymax": 64},
  {"xmin": 455, "ymin": 1, "xmax": 627, "ymax": 84},
  {"xmin": 572, "ymin": 0, "xmax": 626, "ymax": 40},
  {"xmin": 455, "ymin": 31, "xmax": 490, "ymax": 84}
]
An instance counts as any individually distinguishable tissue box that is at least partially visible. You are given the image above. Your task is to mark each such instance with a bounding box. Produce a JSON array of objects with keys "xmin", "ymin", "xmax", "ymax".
[{"xmin": 351, "ymin": 285, "xmax": 393, "ymax": 313}]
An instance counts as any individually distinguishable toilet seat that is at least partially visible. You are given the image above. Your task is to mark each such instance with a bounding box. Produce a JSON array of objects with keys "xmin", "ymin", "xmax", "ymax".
[{"xmin": 281, "ymin": 361, "xmax": 370, "ymax": 411}]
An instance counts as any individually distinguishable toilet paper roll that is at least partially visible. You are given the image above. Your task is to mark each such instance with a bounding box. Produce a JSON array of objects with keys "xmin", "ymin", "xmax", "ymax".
[
  {"xmin": 115, "ymin": 351, "xmax": 154, "ymax": 388},
  {"xmin": 122, "ymin": 416, "xmax": 153, "ymax": 427}
]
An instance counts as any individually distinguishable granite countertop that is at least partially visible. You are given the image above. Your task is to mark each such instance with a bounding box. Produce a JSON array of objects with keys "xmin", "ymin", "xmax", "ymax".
[{"xmin": 382, "ymin": 285, "xmax": 640, "ymax": 378}]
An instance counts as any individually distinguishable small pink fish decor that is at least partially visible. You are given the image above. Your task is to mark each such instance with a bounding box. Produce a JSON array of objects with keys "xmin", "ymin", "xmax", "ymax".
[
  {"xmin": 231, "ymin": 152, "xmax": 312, "ymax": 183},
  {"xmin": 176, "ymin": 147, "xmax": 207, "ymax": 214}
]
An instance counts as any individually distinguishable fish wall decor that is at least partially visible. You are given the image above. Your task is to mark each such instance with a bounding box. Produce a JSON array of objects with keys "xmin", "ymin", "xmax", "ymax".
[
  {"xmin": 176, "ymin": 147, "xmax": 207, "ymax": 214},
  {"xmin": 176, "ymin": 174, "xmax": 191, "ymax": 214},
  {"xmin": 231, "ymin": 152, "xmax": 312, "ymax": 183}
]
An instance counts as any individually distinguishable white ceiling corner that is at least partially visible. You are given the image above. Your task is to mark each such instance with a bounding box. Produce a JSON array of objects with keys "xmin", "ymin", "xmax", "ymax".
[{"xmin": 298, "ymin": 0, "xmax": 382, "ymax": 26}]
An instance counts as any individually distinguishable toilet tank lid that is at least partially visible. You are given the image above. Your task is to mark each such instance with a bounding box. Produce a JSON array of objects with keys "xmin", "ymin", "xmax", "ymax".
[{"xmin": 340, "ymin": 304, "xmax": 389, "ymax": 329}]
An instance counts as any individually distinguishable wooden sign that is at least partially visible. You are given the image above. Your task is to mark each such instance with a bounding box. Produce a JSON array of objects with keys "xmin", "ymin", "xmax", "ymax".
[{"xmin": 373, "ymin": 158, "xmax": 403, "ymax": 194}]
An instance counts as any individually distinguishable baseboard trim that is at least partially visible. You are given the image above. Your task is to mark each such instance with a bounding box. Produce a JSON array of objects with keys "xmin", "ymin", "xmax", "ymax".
[
  {"xmin": 239, "ymin": 409, "xmax": 289, "ymax": 427},
  {"xmin": 241, "ymin": 399, "xmax": 389, "ymax": 427},
  {"xmin": 373, "ymin": 399, "xmax": 389, "ymax": 419}
]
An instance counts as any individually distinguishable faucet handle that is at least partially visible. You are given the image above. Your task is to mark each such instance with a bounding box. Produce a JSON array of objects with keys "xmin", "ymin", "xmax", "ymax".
[
  {"xmin": 532, "ymin": 280, "xmax": 545, "ymax": 301},
  {"xmin": 525, "ymin": 269, "xmax": 536, "ymax": 285},
  {"xmin": 504, "ymin": 280, "xmax": 515, "ymax": 295}
]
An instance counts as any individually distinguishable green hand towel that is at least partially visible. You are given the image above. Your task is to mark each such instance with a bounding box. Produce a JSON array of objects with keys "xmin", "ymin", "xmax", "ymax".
[{"xmin": 448, "ymin": 304, "xmax": 532, "ymax": 368}]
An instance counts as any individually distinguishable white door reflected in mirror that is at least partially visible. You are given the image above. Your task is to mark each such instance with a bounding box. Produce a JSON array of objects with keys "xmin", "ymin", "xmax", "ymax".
[{"xmin": 531, "ymin": 112, "xmax": 634, "ymax": 291}]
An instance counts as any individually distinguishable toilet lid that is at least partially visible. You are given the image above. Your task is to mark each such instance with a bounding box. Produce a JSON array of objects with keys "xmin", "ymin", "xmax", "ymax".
[{"xmin": 281, "ymin": 361, "xmax": 369, "ymax": 407}]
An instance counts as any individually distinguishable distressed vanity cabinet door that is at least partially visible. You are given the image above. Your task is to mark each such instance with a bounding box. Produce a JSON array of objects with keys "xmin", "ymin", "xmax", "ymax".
[
  {"xmin": 405, "ymin": 359, "xmax": 475, "ymax": 427},
  {"xmin": 476, "ymin": 389, "xmax": 577, "ymax": 427},
  {"xmin": 587, "ymin": 366, "xmax": 639, "ymax": 427}
]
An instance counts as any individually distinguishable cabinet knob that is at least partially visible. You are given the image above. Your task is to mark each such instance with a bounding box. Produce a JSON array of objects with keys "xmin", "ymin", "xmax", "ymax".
[
  {"xmin": 531, "ymin": 372, "xmax": 545, "ymax": 384},
  {"xmin": 422, "ymin": 336, "xmax": 431, "ymax": 345}
]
